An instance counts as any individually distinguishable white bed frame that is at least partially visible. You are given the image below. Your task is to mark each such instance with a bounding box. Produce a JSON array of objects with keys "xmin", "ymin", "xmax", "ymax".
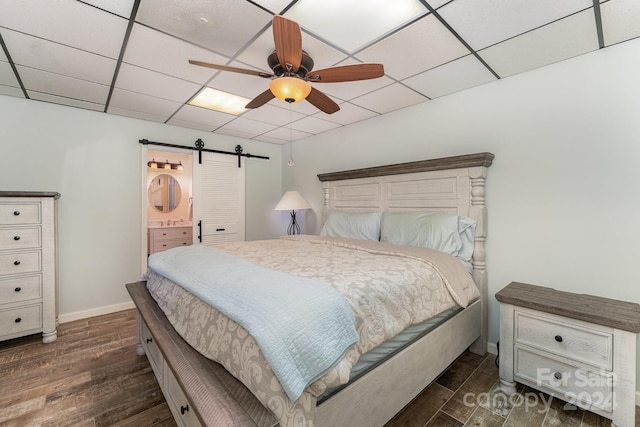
[
  {"xmin": 130, "ymin": 152, "xmax": 493, "ymax": 427},
  {"xmin": 315, "ymin": 152, "xmax": 493, "ymax": 426}
]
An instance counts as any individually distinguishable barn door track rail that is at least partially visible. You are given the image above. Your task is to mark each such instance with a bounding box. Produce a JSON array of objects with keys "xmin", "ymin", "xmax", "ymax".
[{"xmin": 139, "ymin": 138, "xmax": 269, "ymax": 168}]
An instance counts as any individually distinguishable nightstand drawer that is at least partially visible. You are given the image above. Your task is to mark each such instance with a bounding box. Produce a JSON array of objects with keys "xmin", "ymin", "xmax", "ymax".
[
  {"xmin": 515, "ymin": 308, "xmax": 613, "ymax": 370},
  {"xmin": 515, "ymin": 345, "xmax": 613, "ymax": 412}
]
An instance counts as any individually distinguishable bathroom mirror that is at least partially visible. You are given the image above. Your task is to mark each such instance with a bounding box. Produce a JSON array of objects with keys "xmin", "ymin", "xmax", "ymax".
[{"xmin": 148, "ymin": 174, "xmax": 182, "ymax": 213}]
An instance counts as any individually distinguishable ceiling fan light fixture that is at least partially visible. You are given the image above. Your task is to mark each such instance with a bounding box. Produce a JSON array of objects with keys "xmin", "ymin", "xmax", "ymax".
[{"xmin": 269, "ymin": 77, "xmax": 311, "ymax": 103}]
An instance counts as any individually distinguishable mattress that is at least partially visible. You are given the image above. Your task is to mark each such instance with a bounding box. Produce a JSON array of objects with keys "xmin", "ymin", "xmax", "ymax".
[{"xmin": 145, "ymin": 235, "xmax": 479, "ymax": 426}]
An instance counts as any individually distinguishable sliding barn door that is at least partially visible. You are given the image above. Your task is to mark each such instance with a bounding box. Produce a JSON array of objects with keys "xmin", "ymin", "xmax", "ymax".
[{"xmin": 192, "ymin": 152, "xmax": 245, "ymax": 245}]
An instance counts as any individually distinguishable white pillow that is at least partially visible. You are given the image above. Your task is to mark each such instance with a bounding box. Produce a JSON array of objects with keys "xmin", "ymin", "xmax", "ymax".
[
  {"xmin": 380, "ymin": 212, "xmax": 476, "ymax": 262},
  {"xmin": 320, "ymin": 211, "xmax": 382, "ymax": 241}
]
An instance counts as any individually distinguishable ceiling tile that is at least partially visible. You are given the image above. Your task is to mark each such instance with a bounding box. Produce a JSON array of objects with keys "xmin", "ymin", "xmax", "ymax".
[
  {"xmin": 285, "ymin": 0, "xmax": 428, "ymax": 53},
  {"xmin": 601, "ymin": 0, "xmax": 640, "ymax": 46},
  {"xmin": 108, "ymin": 106, "xmax": 171, "ymax": 123},
  {"xmin": 169, "ymin": 104, "xmax": 235, "ymax": 128},
  {"xmin": 217, "ymin": 117, "xmax": 278, "ymax": 137},
  {"xmin": 82, "ymin": 0, "xmax": 135, "ymax": 18},
  {"xmin": 165, "ymin": 118, "xmax": 216, "ymax": 132},
  {"xmin": 0, "ymin": 0, "xmax": 128, "ymax": 58},
  {"xmin": 314, "ymin": 102, "xmax": 379, "ymax": 126},
  {"xmin": 29, "ymin": 92, "xmax": 104, "ymax": 111},
  {"xmin": 350, "ymin": 83, "xmax": 428, "ymax": 114},
  {"xmin": 115, "ymin": 63, "xmax": 201, "ymax": 103},
  {"xmin": 438, "ymin": 0, "xmax": 593, "ymax": 50},
  {"xmin": 123, "ymin": 24, "xmax": 229, "ymax": 84},
  {"xmin": 242, "ymin": 104, "xmax": 306, "ymax": 127},
  {"xmin": 356, "ymin": 14, "xmax": 470, "ymax": 80},
  {"xmin": 2, "ymin": 29, "xmax": 117, "ymax": 85},
  {"xmin": 136, "ymin": 0, "xmax": 273, "ymax": 57},
  {"xmin": 290, "ymin": 116, "xmax": 342, "ymax": 134},
  {"xmin": 108, "ymin": 88, "xmax": 182, "ymax": 117},
  {"xmin": 18, "ymin": 66, "xmax": 110, "ymax": 104},
  {"xmin": 479, "ymin": 10, "xmax": 598, "ymax": 78},
  {"xmin": 0, "ymin": 85, "xmax": 24, "ymax": 98},
  {"xmin": 261, "ymin": 126, "xmax": 312, "ymax": 143},
  {"xmin": 403, "ymin": 54, "xmax": 496, "ymax": 98},
  {"xmin": 0, "ymin": 61, "xmax": 20, "ymax": 87},
  {"xmin": 254, "ymin": 135, "xmax": 289, "ymax": 144}
]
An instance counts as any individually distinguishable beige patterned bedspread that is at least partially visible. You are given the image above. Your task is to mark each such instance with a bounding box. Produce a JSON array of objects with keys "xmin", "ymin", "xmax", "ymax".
[{"xmin": 146, "ymin": 235, "xmax": 479, "ymax": 427}]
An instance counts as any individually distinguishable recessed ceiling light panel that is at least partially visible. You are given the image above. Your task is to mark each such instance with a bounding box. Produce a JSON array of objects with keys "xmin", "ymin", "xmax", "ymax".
[
  {"xmin": 189, "ymin": 87, "xmax": 251, "ymax": 115},
  {"xmin": 286, "ymin": 0, "xmax": 428, "ymax": 52}
]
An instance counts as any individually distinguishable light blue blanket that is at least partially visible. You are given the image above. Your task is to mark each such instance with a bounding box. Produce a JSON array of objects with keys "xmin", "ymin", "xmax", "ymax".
[{"xmin": 148, "ymin": 245, "xmax": 358, "ymax": 402}]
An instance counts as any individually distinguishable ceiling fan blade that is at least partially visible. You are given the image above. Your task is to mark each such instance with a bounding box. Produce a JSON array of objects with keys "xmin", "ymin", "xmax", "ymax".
[
  {"xmin": 306, "ymin": 64, "xmax": 384, "ymax": 83},
  {"xmin": 306, "ymin": 87, "xmax": 340, "ymax": 114},
  {"xmin": 189, "ymin": 60, "xmax": 273, "ymax": 78},
  {"xmin": 272, "ymin": 15, "xmax": 302, "ymax": 73},
  {"xmin": 245, "ymin": 89, "xmax": 275, "ymax": 109}
]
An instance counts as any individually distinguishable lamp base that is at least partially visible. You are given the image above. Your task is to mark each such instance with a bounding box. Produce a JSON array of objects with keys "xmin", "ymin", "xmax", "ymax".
[{"xmin": 288, "ymin": 210, "xmax": 301, "ymax": 235}]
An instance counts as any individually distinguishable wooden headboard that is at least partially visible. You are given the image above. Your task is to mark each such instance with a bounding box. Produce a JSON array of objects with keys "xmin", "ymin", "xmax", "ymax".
[{"xmin": 317, "ymin": 152, "xmax": 494, "ymax": 353}]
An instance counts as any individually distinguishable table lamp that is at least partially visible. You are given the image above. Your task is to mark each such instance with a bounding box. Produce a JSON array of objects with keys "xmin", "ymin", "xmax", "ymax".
[{"xmin": 274, "ymin": 191, "xmax": 311, "ymax": 235}]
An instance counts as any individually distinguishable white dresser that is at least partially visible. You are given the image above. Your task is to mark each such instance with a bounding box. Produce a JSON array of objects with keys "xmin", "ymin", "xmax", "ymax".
[
  {"xmin": 0, "ymin": 192, "xmax": 59, "ymax": 343},
  {"xmin": 148, "ymin": 226, "xmax": 193, "ymax": 255},
  {"xmin": 497, "ymin": 282, "xmax": 640, "ymax": 427}
]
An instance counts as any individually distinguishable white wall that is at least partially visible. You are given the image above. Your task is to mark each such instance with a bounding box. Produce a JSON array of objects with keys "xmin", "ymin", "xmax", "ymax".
[
  {"xmin": 285, "ymin": 38, "xmax": 640, "ymax": 382},
  {"xmin": 0, "ymin": 98, "xmax": 283, "ymax": 319}
]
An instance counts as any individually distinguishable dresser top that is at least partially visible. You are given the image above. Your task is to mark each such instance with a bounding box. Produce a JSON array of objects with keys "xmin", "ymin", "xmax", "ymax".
[
  {"xmin": 0, "ymin": 191, "xmax": 60, "ymax": 199},
  {"xmin": 496, "ymin": 281, "xmax": 640, "ymax": 333}
]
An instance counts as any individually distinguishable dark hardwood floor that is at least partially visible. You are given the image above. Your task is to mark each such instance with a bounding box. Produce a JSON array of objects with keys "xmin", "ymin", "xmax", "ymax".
[{"xmin": 0, "ymin": 309, "xmax": 634, "ymax": 426}]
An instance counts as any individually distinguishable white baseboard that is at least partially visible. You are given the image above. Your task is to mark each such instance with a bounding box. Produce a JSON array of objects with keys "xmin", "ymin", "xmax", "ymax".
[
  {"xmin": 488, "ymin": 341, "xmax": 640, "ymax": 406},
  {"xmin": 58, "ymin": 301, "xmax": 135, "ymax": 324}
]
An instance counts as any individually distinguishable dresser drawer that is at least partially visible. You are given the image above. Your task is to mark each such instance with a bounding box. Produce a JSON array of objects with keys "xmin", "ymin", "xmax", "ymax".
[
  {"xmin": 151, "ymin": 239, "xmax": 192, "ymax": 253},
  {"xmin": 515, "ymin": 345, "xmax": 613, "ymax": 412},
  {"xmin": 0, "ymin": 227, "xmax": 41, "ymax": 250},
  {"xmin": 140, "ymin": 320, "xmax": 164, "ymax": 380},
  {"xmin": 514, "ymin": 308, "xmax": 613, "ymax": 370},
  {"xmin": 0, "ymin": 203, "xmax": 41, "ymax": 225},
  {"xmin": 165, "ymin": 366, "xmax": 202, "ymax": 427},
  {"xmin": 0, "ymin": 304, "xmax": 42, "ymax": 337},
  {"xmin": 0, "ymin": 251, "xmax": 41, "ymax": 275},
  {"xmin": 0, "ymin": 275, "xmax": 41, "ymax": 304}
]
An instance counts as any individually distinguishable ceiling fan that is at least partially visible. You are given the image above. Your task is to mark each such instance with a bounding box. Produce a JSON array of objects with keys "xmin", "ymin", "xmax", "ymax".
[{"xmin": 189, "ymin": 15, "xmax": 385, "ymax": 114}]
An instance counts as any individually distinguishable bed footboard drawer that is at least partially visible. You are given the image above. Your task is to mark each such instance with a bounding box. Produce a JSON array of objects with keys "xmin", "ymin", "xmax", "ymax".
[
  {"xmin": 165, "ymin": 367, "xmax": 203, "ymax": 427},
  {"xmin": 140, "ymin": 319, "xmax": 164, "ymax": 380}
]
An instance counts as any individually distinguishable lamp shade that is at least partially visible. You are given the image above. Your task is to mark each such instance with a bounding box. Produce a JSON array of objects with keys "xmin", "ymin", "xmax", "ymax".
[
  {"xmin": 269, "ymin": 77, "xmax": 312, "ymax": 103},
  {"xmin": 274, "ymin": 191, "xmax": 311, "ymax": 211}
]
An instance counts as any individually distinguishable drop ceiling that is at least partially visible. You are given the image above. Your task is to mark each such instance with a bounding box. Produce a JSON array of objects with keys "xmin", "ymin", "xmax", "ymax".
[{"xmin": 1, "ymin": 0, "xmax": 639, "ymax": 144}]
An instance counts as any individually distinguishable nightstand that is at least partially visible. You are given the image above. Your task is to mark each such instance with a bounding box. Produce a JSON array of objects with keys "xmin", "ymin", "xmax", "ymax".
[{"xmin": 496, "ymin": 282, "xmax": 640, "ymax": 427}]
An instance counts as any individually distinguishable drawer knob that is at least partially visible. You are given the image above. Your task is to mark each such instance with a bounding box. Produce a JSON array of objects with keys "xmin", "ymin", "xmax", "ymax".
[
  {"xmin": 14, "ymin": 260, "xmax": 21, "ymax": 266},
  {"xmin": 13, "ymin": 210, "xmax": 20, "ymax": 216},
  {"xmin": 146, "ymin": 338, "xmax": 152, "ymax": 344},
  {"xmin": 180, "ymin": 404, "xmax": 190, "ymax": 415},
  {"xmin": 13, "ymin": 235, "xmax": 20, "ymax": 241},
  {"xmin": 15, "ymin": 317, "xmax": 22, "ymax": 323},
  {"xmin": 14, "ymin": 287, "xmax": 21, "ymax": 292},
  {"xmin": 554, "ymin": 335, "xmax": 563, "ymax": 343},
  {"xmin": 553, "ymin": 372, "xmax": 562, "ymax": 380}
]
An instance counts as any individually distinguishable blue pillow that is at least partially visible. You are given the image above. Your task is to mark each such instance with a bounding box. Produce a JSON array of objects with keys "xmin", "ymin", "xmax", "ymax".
[
  {"xmin": 320, "ymin": 211, "xmax": 382, "ymax": 241},
  {"xmin": 380, "ymin": 212, "xmax": 476, "ymax": 262}
]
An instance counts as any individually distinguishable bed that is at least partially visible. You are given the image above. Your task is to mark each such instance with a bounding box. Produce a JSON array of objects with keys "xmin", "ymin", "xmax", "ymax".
[{"xmin": 127, "ymin": 152, "xmax": 494, "ymax": 427}]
